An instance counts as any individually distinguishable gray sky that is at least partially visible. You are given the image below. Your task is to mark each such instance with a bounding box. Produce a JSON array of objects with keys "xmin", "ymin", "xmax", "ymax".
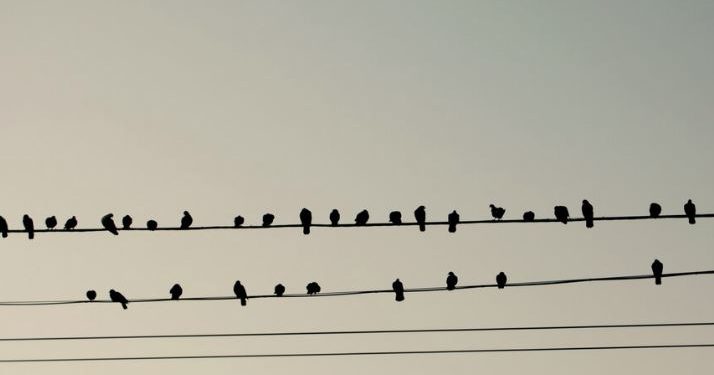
[{"xmin": 0, "ymin": 1, "xmax": 713, "ymax": 373}]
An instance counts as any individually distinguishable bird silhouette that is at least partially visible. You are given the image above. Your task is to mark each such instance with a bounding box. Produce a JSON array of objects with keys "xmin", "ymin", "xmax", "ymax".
[
  {"xmin": 0, "ymin": 216, "xmax": 8, "ymax": 238},
  {"xmin": 651, "ymin": 259, "xmax": 663, "ymax": 285},
  {"xmin": 274, "ymin": 284, "xmax": 285, "ymax": 297},
  {"xmin": 101, "ymin": 214, "xmax": 119, "ymax": 235},
  {"xmin": 180, "ymin": 211, "xmax": 193, "ymax": 229},
  {"xmin": 262, "ymin": 213, "xmax": 275, "ymax": 227},
  {"xmin": 147, "ymin": 220, "xmax": 158, "ymax": 231},
  {"xmin": 64, "ymin": 216, "xmax": 77, "ymax": 230},
  {"xmin": 496, "ymin": 272, "xmax": 507, "ymax": 289},
  {"xmin": 300, "ymin": 208, "xmax": 312, "ymax": 235},
  {"xmin": 649, "ymin": 203, "xmax": 662, "ymax": 218},
  {"xmin": 522, "ymin": 211, "xmax": 535, "ymax": 222},
  {"xmin": 684, "ymin": 199, "xmax": 696, "ymax": 224},
  {"xmin": 490, "ymin": 204, "xmax": 505, "ymax": 220},
  {"xmin": 355, "ymin": 210, "xmax": 369, "ymax": 226},
  {"xmin": 170, "ymin": 284, "xmax": 183, "ymax": 300},
  {"xmin": 233, "ymin": 280, "xmax": 247, "ymax": 306},
  {"xmin": 306, "ymin": 282, "xmax": 321, "ymax": 295},
  {"xmin": 23, "ymin": 214, "xmax": 34, "ymax": 239},
  {"xmin": 122, "ymin": 215, "xmax": 132, "ymax": 229},
  {"xmin": 554, "ymin": 206, "xmax": 569, "ymax": 224},
  {"xmin": 389, "ymin": 211, "xmax": 402, "ymax": 225},
  {"xmin": 45, "ymin": 216, "xmax": 57, "ymax": 230},
  {"xmin": 448, "ymin": 210, "xmax": 459, "ymax": 233},
  {"xmin": 414, "ymin": 206, "xmax": 426, "ymax": 231},
  {"xmin": 392, "ymin": 279, "xmax": 405, "ymax": 302},
  {"xmin": 86, "ymin": 290, "xmax": 97, "ymax": 301},
  {"xmin": 109, "ymin": 289, "xmax": 129, "ymax": 309},
  {"xmin": 446, "ymin": 272, "xmax": 458, "ymax": 290},
  {"xmin": 329, "ymin": 209, "xmax": 340, "ymax": 226},
  {"xmin": 234, "ymin": 215, "xmax": 245, "ymax": 227},
  {"xmin": 582, "ymin": 200, "xmax": 594, "ymax": 228}
]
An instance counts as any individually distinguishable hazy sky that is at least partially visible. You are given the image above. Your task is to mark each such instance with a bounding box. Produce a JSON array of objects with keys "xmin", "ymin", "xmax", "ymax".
[{"xmin": 0, "ymin": 1, "xmax": 713, "ymax": 373}]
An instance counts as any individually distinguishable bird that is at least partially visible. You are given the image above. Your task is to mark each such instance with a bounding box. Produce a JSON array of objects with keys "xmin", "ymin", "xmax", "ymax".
[
  {"xmin": 274, "ymin": 284, "xmax": 285, "ymax": 297},
  {"xmin": 45, "ymin": 216, "xmax": 57, "ymax": 230},
  {"xmin": 329, "ymin": 209, "xmax": 340, "ymax": 226},
  {"xmin": 448, "ymin": 210, "xmax": 459, "ymax": 233},
  {"xmin": 446, "ymin": 272, "xmax": 458, "ymax": 290},
  {"xmin": 101, "ymin": 214, "xmax": 119, "ymax": 235},
  {"xmin": 233, "ymin": 280, "xmax": 247, "ymax": 306},
  {"xmin": 147, "ymin": 220, "xmax": 158, "ymax": 231},
  {"xmin": 582, "ymin": 200, "xmax": 594, "ymax": 228},
  {"xmin": 64, "ymin": 216, "xmax": 77, "ymax": 230},
  {"xmin": 109, "ymin": 289, "xmax": 129, "ymax": 309},
  {"xmin": 490, "ymin": 204, "xmax": 505, "ymax": 220},
  {"xmin": 389, "ymin": 211, "xmax": 402, "ymax": 225},
  {"xmin": 180, "ymin": 211, "xmax": 193, "ymax": 229},
  {"xmin": 414, "ymin": 206, "xmax": 426, "ymax": 232},
  {"xmin": 122, "ymin": 215, "xmax": 132, "ymax": 229},
  {"xmin": 496, "ymin": 272, "xmax": 507, "ymax": 289},
  {"xmin": 306, "ymin": 282, "xmax": 321, "ymax": 295},
  {"xmin": 392, "ymin": 279, "xmax": 405, "ymax": 302},
  {"xmin": 649, "ymin": 203, "xmax": 662, "ymax": 218},
  {"xmin": 23, "ymin": 214, "xmax": 34, "ymax": 239},
  {"xmin": 554, "ymin": 206, "xmax": 569, "ymax": 224},
  {"xmin": 262, "ymin": 213, "xmax": 275, "ymax": 227},
  {"xmin": 522, "ymin": 211, "xmax": 535, "ymax": 222},
  {"xmin": 651, "ymin": 259, "xmax": 663, "ymax": 285},
  {"xmin": 170, "ymin": 283, "xmax": 183, "ymax": 300},
  {"xmin": 300, "ymin": 208, "xmax": 312, "ymax": 235},
  {"xmin": 0, "ymin": 216, "xmax": 8, "ymax": 238},
  {"xmin": 355, "ymin": 210, "xmax": 369, "ymax": 226},
  {"xmin": 86, "ymin": 290, "xmax": 97, "ymax": 301},
  {"xmin": 234, "ymin": 216, "xmax": 245, "ymax": 227},
  {"xmin": 684, "ymin": 199, "xmax": 696, "ymax": 224}
]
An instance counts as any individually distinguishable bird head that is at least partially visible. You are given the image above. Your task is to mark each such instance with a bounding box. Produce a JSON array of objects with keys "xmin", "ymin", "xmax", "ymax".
[
  {"xmin": 184, "ymin": 211, "xmax": 189, "ymax": 215},
  {"xmin": 448, "ymin": 272, "xmax": 455, "ymax": 276},
  {"xmin": 489, "ymin": 204, "xmax": 495, "ymax": 208},
  {"xmin": 583, "ymin": 200, "xmax": 589, "ymax": 204},
  {"xmin": 418, "ymin": 205, "xmax": 425, "ymax": 210}
]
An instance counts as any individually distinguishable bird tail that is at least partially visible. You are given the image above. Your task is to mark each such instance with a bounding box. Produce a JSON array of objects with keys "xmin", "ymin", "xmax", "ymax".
[
  {"xmin": 586, "ymin": 219, "xmax": 593, "ymax": 228},
  {"xmin": 447, "ymin": 285, "xmax": 454, "ymax": 291},
  {"xmin": 241, "ymin": 298, "xmax": 247, "ymax": 306},
  {"xmin": 419, "ymin": 223, "xmax": 425, "ymax": 232},
  {"xmin": 121, "ymin": 303, "xmax": 128, "ymax": 310},
  {"xmin": 448, "ymin": 224, "xmax": 456, "ymax": 233},
  {"xmin": 689, "ymin": 217, "xmax": 696, "ymax": 224},
  {"xmin": 28, "ymin": 231, "xmax": 34, "ymax": 240},
  {"xmin": 396, "ymin": 292, "xmax": 404, "ymax": 302},
  {"xmin": 303, "ymin": 226, "xmax": 310, "ymax": 235},
  {"xmin": 1, "ymin": 232, "xmax": 6, "ymax": 238},
  {"xmin": 655, "ymin": 276, "xmax": 661, "ymax": 285}
]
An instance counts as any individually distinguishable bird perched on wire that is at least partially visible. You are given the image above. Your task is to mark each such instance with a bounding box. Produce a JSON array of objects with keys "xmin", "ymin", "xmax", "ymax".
[
  {"xmin": 414, "ymin": 206, "xmax": 426, "ymax": 232},
  {"xmin": 86, "ymin": 290, "xmax": 97, "ymax": 301},
  {"xmin": 300, "ymin": 208, "xmax": 312, "ymax": 235},
  {"xmin": 522, "ymin": 211, "xmax": 535, "ymax": 222},
  {"xmin": 649, "ymin": 203, "xmax": 662, "ymax": 218},
  {"xmin": 122, "ymin": 215, "xmax": 132, "ymax": 229},
  {"xmin": 170, "ymin": 284, "xmax": 183, "ymax": 300},
  {"xmin": 355, "ymin": 210, "xmax": 369, "ymax": 226},
  {"xmin": 262, "ymin": 213, "xmax": 275, "ymax": 227},
  {"xmin": 389, "ymin": 211, "xmax": 402, "ymax": 225},
  {"xmin": 684, "ymin": 199, "xmax": 696, "ymax": 224},
  {"xmin": 109, "ymin": 289, "xmax": 129, "ymax": 309},
  {"xmin": 329, "ymin": 209, "xmax": 340, "ymax": 226},
  {"xmin": 0, "ymin": 216, "xmax": 8, "ymax": 238},
  {"xmin": 582, "ymin": 200, "xmax": 594, "ymax": 228},
  {"xmin": 147, "ymin": 220, "xmax": 158, "ymax": 231},
  {"xmin": 496, "ymin": 272, "xmax": 507, "ymax": 289},
  {"xmin": 446, "ymin": 272, "xmax": 458, "ymax": 290},
  {"xmin": 274, "ymin": 284, "xmax": 285, "ymax": 297},
  {"xmin": 233, "ymin": 280, "xmax": 247, "ymax": 306},
  {"xmin": 554, "ymin": 206, "xmax": 569, "ymax": 224},
  {"xmin": 448, "ymin": 210, "xmax": 459, "ymax": 233},
  {"xmin": 23, "ymin": 214, "xmax": 34, "ymax": 239},
  {"xmin": 306, "ymin": 282, "xmax": 321, "ymax": 295},
  {"xmin": 101, "ymin": 214, "xmax": 119, "ymax": 235},
  {"xmin": 392, "ymin": 279, "xmax": 405, "ymax": 302},
  {"xmin": 490, "ymin": 204, "xmax": 505, "ymax": 220},
  {"xmin": 45, "ymin": 216, "xmax": 57, "ymax": 230},
  {"xmin": 651, "ymin": 259, "xmax": 663, "ymax": 285},
  {"xmin": 234, "ymin": 215, "xmax": 245, "ymax": 227},
  {"xmin": 64, "ymin": 216, "xmax": 77, "ymax": 230},
  {"xmin": 180, "ymin": 211, "xmax": 193, "ymax": 229}
]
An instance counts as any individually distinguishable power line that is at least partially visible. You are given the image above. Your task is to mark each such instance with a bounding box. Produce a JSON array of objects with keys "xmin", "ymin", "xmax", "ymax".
[
  {"xmin": 1, "ymin": 344, "xmax": 713, "ymax": 363},
  {"xmin": 0, "ymin": 269, "xmax": 711, "ymax": 307}
]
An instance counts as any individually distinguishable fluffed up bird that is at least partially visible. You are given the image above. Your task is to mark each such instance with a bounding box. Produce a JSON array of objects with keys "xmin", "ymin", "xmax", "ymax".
[
  {"xmin": 170, "ymin": 284, "xmax": 183, "ymax": 300},
  {"xmin": 523, "ymin": 211, "xmax": 535, "ymax": 222},
  {"xmin": 582, "ymin": 200, "xmax": 594, "ymax": 228},
  {"xmin": 45, "ymin": 216, "xmax": 57, "ymax": 230},
  {"xmin": 649, "ymin": 203, "xmax": 662, "ymax": 218},
  {"xmin": 684, "ymin": 199, "xmax": 696, "ymax": 224},
  {"xmin": 86, "ymin": 290, "xmax": 97, "ymax": 301},
  {"xmin": 355, "ymin": 210, "xmax": 369, "ymax": 226},
  {"xmin": 122, "ymin": 215, "xmax": 132, "ymax": 229},
  {"xmin": 651, "ymin": 259, "xmax": 663, "ymax": 285},
  {"xmin": 109, "ymin": 289, "xmax": 129, "ymax": 309},
  {"xmin": 234, "ymin": 215, "xmax": 245, "ymax": 227},
  {"xmin": 448, "ymin": 210, "xmax": 459, "ymax": 233},
  {"xmin": 496, "ymin": 272, "xmax": 507, "ymax": 289},
  {"xmin": 147, "ymin": 220, "xmax": 158, "ymax": 231},
  {"xmin": 329, "ymin": 209, "xmax": 340, "ymax": 226},
  {"xmin": 300, "ymin": 208, "xmax": 312, "ymax": 235},
  {"xmin": 389, "ymin": 211, "xmax": 402, "ymax": 225},
  {"xmin": 101, "ymin": 214, "xmax": 119, "ymax": 235},
  {"xmin": 181, "ymin": 211, "xmax": 193, "ymax": 229},
  {"xmin": 64, "ymin": 216, "xmax": 77, "ymax": 230},
  {"xmin": 23, "ymin": 214, "xmax": 34, "ymax": 239},
  {"xmin": 554, "ymin": 206, "xmax": 569, "ymax": 224},
  {"xmin": 274, "ymin": 284, "xmax": 285, "ymax": 297},
  {"xmin": 233, "ymin": 280, "xmax": 247, "ymax": 306},
  {"xmin": 446, "ymin": 272, "xmax": 458, "ymax": 290},
  {"xmin": 414, "ymin": 206, "xmax": 426, "ymax": 232},
  {"xmin": 0, "ymin": 216, "xmax": 8, "ymax": 238},
  {"xmin": 490, "ymin": 204, "xmax": 505, "ymax": 220},
  {"xmin": 306, "ymin": 282, "xmax": 321, "ymax": 295},
  {"xmin": 262, "ymin": 213, "xmax": 275, "ymax": 227},
  {"xmin": 392, "ymin": 279, "xmax": 405, "ymax": 302}
]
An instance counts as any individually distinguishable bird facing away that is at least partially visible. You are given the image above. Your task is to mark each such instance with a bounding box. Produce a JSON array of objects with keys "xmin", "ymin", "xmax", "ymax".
[
  {"xmin": 64, "ymin": 216, "xmax": 77, "ymax": 230},
  {"xmin": 554, "ymin": 206, "xmax": 569, "ymax": 224},
  {"xmin": 262, "ymin": 213, "xmax": 275, "ymax": 227},
  {"xmin": 122, "ymin": 215, "xmax": 133, "ymax": 229},
  {"xmin": 684, "ymin": 199, "xmax": 696, "ymax": 224},
  {"xmin": 23, "ymin": 214, "xmax": 34, "ymax": 239},
  {"xmin": 45, "ymin": 216, "xmax": 57, "ymax": 230},
  {"xmin": 649, "ymin": 203, "xmax": 662, "ymax": 218},
  {"xmin": 300, "ymin": 208, "xmax": 312, "ymax": 235},
  {"xmin": 651, "ymin": 259, "xmax": 663, "ymax": 285},
  {"xmin": 522, "ymin": 211, "xmax": 535, "ymax": 222},
  {"xmin": 389, "ymin": 211, "xmax": 402, "ymax": 225},
  {"xmin": 448, "ymin": 210, "xmax": 459, "ymax": 233},
  {"xmin": 582, "ymin": 200, "xmax": 594, "ymax": 228},
  {"xmin": 233, "ymin": 280, "xmax": 247, "ymax": 306},
  {"xmin": 170, "ymin": 284, "xmax": 183, "ymax": 300},
  {"xmin": 355, "ymin": 210, "xmax": 369, "ymax": 226},
  {"xmin": 86, "ymin": 290, "xmax": 97, "ymax": 301},
  {"xmin": 109, "ymin": 289, "xmax": 129, "ymax": 309},
  {"xmin": 274, "ymin": 284, "xmax": 285, "ymax": 297},
  {"xmin": 329, "ymin": 209, "xmax": 340, "ymax": 226},
  {"xmin": 446, "ymin": 272, "xmax": 458, "ymax": 290},
  {"xmin": 180, "ymin": 211, "xmax": 193, "ymax": 229},
  {"xmin": 496, "ymin": 272, "xmax": 507, "ymax": 289},
  {"xmin": 147, "ymin": 220, "xmax": 158, "ymax": 231},
  {"xmin": 101, "ymin": 214, "xmax": 119, "ymax": 235},
  {"xmin": 414, "ymin": 206, "xmax": 426, "ymax": 232},
  {"xmin": 234, "ymin": 215, "xmax": 245, "ymax": 227},
  {"xmin": 0, "ymin": 216, "xmax": 7, "ymax": 238},
  {"xmin": 392, "ymin": 279, "xmax": 405, "ymax": 302},
  {"xmin": 489, "ymin": 205, "xmax": 505, "ymax": 220},
  {"xmin": 306, "ymin": 282, "xmax": 321, "ymax": 295}
]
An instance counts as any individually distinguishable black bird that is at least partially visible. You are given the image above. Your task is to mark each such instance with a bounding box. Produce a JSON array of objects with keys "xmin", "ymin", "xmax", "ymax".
[
  {"xmin": 101, "ymin": 214, "xmax": 119, "ymax": 235},
  {"xmin": 582, "ymin": 200, "xmax": 594, "ymax": 228},
  {"xmin": 23, "ymin": 214, "xmax": 34, "ymax": 239},
  {"xmin": 147, "ymin": 220, "xmax": 158, "ymax": 231},
  {"xmin": 490, "ymin": 204, "xmax": 505, "ymax": 220},
  {"xmin": 329, "ymin": 209, "xmax": 340, "ymax": 226},
  {"xmin": 392, "ymin": 278, "xmax": 405, "ymax": 302},
  {"xmin": 64, "ymin": 216, "xmax": 77, "ymax": 230},
  {"xmin": 86, "ymin": 290, "xmax": 97, "ymax": 301},
  {"xmin": 262, "ymin": 213, "xmax": 275, "ymax": 227},
  {"xmin": 355, "ymin": 210, "xmax": 369, "ymax": 226},
  {"xmin": 234, "ymin": 215, "xmax": 245, "ymax": 227},
  {"xmin": 649, "ymin": 203, "xmax": 662, "ymax": 218},
  {"xmin": 109, "ymin": 289, "xmax": 129, "ymax": 309},
  {"xmin": 448, "ymin": 210, "xmax": 459, "ymax": 233},
  {"xmin": 306, "ymin": 282, "xmax": 321, "ymax": 295},
  {"xmin": 45, "ymin": 216, "xmax": 57, "ymax": 230},
  {"xmin": 300, "ymin": 208, "xmax": 312, "ymax": 235},
  {"xmin": 233, "ymin": 280, "xmax": 247, "ymax": 306},
  {"xmin": 180, "ymin": 211, "xmax": 193, "ymax": 229},
  {"xmin": 389, "ymin": 211, "xmax": 402, "ymax": 225},
  {"xmin": 522, "ymin": 211, "xmax": 535, "ymax": 222},
  {"xmin": 446, "ymin": 272, "xmax": 458, "ymax": 290},
  {"xmin": 0, "ymin": 216, "xmax": 8, "ymax": 238},
  {"xmin": 684, "ymin": 199, "xmax": 696, "ymax": 224},
  {"xmin": 170, "ymin": 284, "xmax": 183, "ymax": 300},
  {"xmin": 274, "ymin": 284, "xmax": 285, "ymax": 297},
  {"xmin": 496, "ymin": 272, "xmax": 507, "ymax": 289},
  {"xmin": 651, "ymin": 259, "xmax": 663, "ymax": 285},
  {"xmin": 122, "ymin": 215, "xmax": 132, "ymax": 229},
  {"xmin": 554, "ymin": 206, "xmax": 569, "ymax": 224},
  {"xmin": 414, "ymin": 206, "xmax": 426, "ymax": 232}
]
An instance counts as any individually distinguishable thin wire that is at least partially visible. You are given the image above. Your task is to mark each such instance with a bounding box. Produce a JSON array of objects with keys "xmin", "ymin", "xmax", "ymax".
[{"xmin": 0, "ymin": 269, "xmax": 711, "ymax": 307}]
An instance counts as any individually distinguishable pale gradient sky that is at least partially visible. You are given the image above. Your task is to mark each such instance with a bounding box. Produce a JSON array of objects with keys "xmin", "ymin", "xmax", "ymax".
[{"xmin": 0, "ymin": 1, "xmax": 713, "ymax": 373}]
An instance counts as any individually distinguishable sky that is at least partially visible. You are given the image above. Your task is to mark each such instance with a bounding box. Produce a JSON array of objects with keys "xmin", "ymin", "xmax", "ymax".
[{"xmin": 0, "ymin": 0, "xmax": 713, "ymax": 373}]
